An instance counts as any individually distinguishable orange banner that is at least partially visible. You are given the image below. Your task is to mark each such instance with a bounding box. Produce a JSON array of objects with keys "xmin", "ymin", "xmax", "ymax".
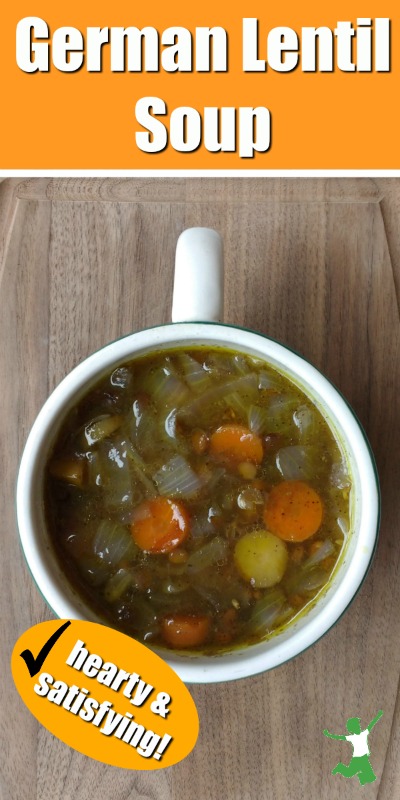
[{"xmin": 1, "ymin": 1, "xmax": 398, "ymax": 168}]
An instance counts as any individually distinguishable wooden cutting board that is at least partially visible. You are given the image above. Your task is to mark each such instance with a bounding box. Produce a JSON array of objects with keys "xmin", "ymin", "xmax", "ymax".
[{"xmin": 1, "ymin": 177, "xmax": 399, "ymax": 800}]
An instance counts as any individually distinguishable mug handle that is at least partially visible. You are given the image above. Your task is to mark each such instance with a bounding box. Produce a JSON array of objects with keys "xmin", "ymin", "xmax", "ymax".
[{"xmin": 172, "ymin": 228, "xmax": 224, "ymax": 322}]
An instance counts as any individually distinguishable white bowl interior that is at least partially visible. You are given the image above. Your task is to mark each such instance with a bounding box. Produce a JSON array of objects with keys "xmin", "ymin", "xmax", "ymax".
[{"xmin": 17, "ymin": 323, "xmax": 379, "ymax": 683}]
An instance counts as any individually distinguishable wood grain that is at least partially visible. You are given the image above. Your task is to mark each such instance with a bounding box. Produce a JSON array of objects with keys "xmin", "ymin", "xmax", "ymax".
[{"xmin": 1, "ymin": 178, "xmax": 399, "ymax": 800}]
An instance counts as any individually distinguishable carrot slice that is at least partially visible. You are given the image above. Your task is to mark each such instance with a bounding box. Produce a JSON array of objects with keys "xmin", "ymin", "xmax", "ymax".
[
  {"xmin": 263, "ymin": 480, "xmax": 323, "ymax": 542},
  {"xmin": 162, "ymin": 614, "xmax": 210, "ymax": 649},
  {"xmin": 131, "ymin": 497, "xmax": 189, "ymax": 553},
  {"xmin": 209, "ymin": 425, "xmax": 263, "ymax": 466}
]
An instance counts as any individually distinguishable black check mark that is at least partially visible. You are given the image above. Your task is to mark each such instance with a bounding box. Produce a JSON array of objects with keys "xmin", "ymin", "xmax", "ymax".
[{"xmin": 20, "ymin": 620, "xmax": 71, "ymax": 677}]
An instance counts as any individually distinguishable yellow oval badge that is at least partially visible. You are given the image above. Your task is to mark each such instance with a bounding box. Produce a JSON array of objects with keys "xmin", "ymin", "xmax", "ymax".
[{"xmin": 11, "ymin": 620, "xmax": 199, "ymax": 769}]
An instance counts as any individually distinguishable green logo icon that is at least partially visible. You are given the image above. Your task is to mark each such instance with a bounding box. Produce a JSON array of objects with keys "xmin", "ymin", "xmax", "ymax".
[{"xmin": 323, "ymin": 710, "xmax": 383, "ymax": 786}]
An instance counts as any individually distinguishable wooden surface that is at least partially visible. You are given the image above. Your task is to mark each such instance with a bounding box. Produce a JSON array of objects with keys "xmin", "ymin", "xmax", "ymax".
[{"xmin": 1, "ymin": 177, "xmax": 400, "ymax": 800}]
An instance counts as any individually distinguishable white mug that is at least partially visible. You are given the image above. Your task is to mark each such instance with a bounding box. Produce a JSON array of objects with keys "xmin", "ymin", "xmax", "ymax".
[{"xmin": 17, "ymin": 228, "xmax": 379, "ymax": 684}]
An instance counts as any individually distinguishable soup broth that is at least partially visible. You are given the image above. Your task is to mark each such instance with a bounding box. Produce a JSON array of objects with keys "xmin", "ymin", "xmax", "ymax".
[{"xmin": 44, "ymin": 347, "xmax": 351, "ymax": 653}]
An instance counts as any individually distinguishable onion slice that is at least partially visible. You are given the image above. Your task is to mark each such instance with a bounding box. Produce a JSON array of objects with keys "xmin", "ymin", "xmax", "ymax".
[
  {"xmin": 276, "ymin": 445, "xmax": 315, "ymax": 480},
  {"xmin": 153, "ymin": 455, "xmax": 203, "ymax": 498},
  {"xmin": 303, "ymin": 538, "xmax": 334, "ymax": 568},
  {"xmin": 293, "ymin": 405, "xmax": 316, "ymax": 438},
  {"xmin": 93, "ymin": 520, "xmax": 138, "ymax": 567},
  {"xmin": 186, "ymin": 536, "xmax": 229, "ymax": 573},
  {"xmin": 248, "ymin": 405, "xmax": 271, "ymax": 435},
  {"xmin": 249, "ymin": 591, "xmax": 286, "ymax": 634},
  {"xmin": 179, "ymin": 373, "xmax": 258, "ymax": 419}
]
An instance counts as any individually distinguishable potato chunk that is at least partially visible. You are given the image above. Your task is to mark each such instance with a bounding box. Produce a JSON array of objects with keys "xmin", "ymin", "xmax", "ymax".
[{"xmin": 234, "ymin": 530, "xmax": 288, "ymax": 588}]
